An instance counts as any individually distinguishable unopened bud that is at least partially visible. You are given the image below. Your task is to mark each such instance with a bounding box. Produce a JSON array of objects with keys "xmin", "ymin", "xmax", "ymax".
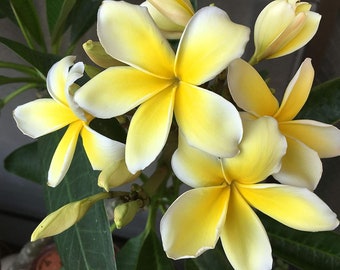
[{"xmin": 114, "ymin": 200, "xmax": 143, "ymax": 229}]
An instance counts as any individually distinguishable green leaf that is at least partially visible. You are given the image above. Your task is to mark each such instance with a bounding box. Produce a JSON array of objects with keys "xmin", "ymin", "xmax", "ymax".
[
  {"xmin": 48, "ymin": 0, "xmax": 77, "ymax": 47},
  {"xmin": 46, "ymin": 0, "xmax": 65, "ymax": 35},
  {"xmin": 185, "ymin": 241, "xmax": 233, "ymax": 270},
  {"xmin": 0, "ymin": 0, "xmax": 15, "ymax": 21},
  {"xmin": 38, "ymin": 130, "xmax": 117, "ymax": 270},
  {"xmin": 0, "ymin": 36, "xmax": 60, "ymax": 76},
  {"xmin": 297, "ymin": 78, "xmax": 340, "ymax": 124},
  {"xmin": 9, "ymin": 0, "xmax": 46, "ymax": 51},
  {"xmin": 0, "ymin": 75, "xmax": 43, "ymax": 85},
  {"xmin": 260, "ymin": 213, "xmax": 340, "ymax": 270},
  {"xmin": 67, "ymin": 0, "xmax": 101, "ymax": 48},
  {"xmin": 89, "ymin": 117, "xmax": 127, "ymax": 144},
  {"xmin": 4, "ymin": 141, "xmax": 42, "ymax": 184},
  {"xmin": 116, "ymin": 229, "xmax": 174, "ymax": 270}
]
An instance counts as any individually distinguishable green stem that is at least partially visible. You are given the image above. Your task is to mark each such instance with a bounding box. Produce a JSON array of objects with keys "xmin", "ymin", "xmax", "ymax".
[
  {"xmin": 248, "ymin": 54, "xmax": 259, "ymax": 66},
  {"xmin": 145, "ymin": 201, "xmax": 158, "ymax": 233},
  {"xmin": 2, "ymin": 83, "xmax": 37, "ymax": 104}
]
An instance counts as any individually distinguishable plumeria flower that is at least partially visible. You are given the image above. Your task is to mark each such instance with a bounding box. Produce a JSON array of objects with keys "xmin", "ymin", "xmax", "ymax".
[
  {"xmin": 228, "ymin": 58, "xmax": 340, "ymax": 190},
  {"xmin": 161, "ymin": 117, "xmax": 339, "ymax": 270},
  {"xmin": 75, "ymin": 1, "xmax": 250, "ymax": 174},
  {"xmin": 141, "ymin": 0, "xmax": 195, "ymax": 39},
  {"xmin": 13, "ymin": 56, "xmax": 128, "ymax": 187},
  {"xmin": 250, "ymin": 0, "xmax": 321, "ymax": 64}
]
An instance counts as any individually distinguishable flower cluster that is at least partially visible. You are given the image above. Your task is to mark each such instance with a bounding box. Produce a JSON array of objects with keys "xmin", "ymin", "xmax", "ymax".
[{"xmin": 13, "ymin": 0, "xmax": 340, "ymax": 269}]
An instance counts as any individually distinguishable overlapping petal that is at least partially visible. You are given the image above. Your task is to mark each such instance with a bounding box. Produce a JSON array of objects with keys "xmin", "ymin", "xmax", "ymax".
[
  {"xmin": 280, "ymin": 120, "xmax": 340, "ymax": 158},
  {"xmin": 97, "ymin": 1, "xmax": 175, "ymax": 78},
  {"xmin": 274, "ymin": 58, "xmax": 314, "ymax": 121},
  {"xmin": 221, "ymin": 185, "xmax": 272, "ymax": 270},
  {"xmin": 269, "ymin": 11, "xmax": 321, "ymax": 58},
  {"xmin": 172, "ymin": 133, "xmax": 225, "ymax": 188},
  {"xmin": 175, "ymin": 82, "xmax": 242, "ymax": 158},
  {"xmin": 228, "ymin": 58, "xmax": 279, "ymax": 116},
  {"xmin": 81, "ymin": 125, "xmax": 125, "ymax": 170},
  {"xmin": 160, "ymin": 186, "xmax": 230, "ymax": 259},
  {"xmin": 46, "ymin": 56, "xmax": 76, "ymax": 106},
  {"xmin": 175, "ymin": 6, "xmax": 250, "ymax": 85},
  {"xmin": 273, "ymin": 136, "xmax": 322, "ymax": 190},
  {"xmin": 126, "ymin": 87, "xmax": 176, "ymax": 173},
  {"xmin": 48, "ymin": 121, "xmax": 83, "ymax": 187},
  {"xmin": 223, "ymin": 117, "xmax": 286, "ymax": 184},
  {"xmin": 147, "ymin": 0, "xmax": 194, "ymax": 27},
  {"xmin": 238, "ymin": 183, "xmax": 339, "ymax": 231},
  {"xmin": 141, "ymin": 1, "xmax": 184, "ymax": 39},
  {"xmin": 74, "ymin": 67, "xmax": 174, "ymax": 118},
  {"xmin": 13, "ymin": 99, "xmax": 78, "ymax": 138}
]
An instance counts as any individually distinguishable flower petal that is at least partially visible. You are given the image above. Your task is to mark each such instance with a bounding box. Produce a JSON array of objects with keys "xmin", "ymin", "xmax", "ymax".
[
  {"xmin": 47, "ymin": 56, "xmax": 76, "ymax": 106},
  {"xmin": 223, "ymin": 117, "xmax": 287, "ymax": 184},
  {"xmin": 238, "ymin": 183, "xmax": 339, "ymax": 231},
  {"xmin": 98, "ymin": 1, "xmax": 175, "ymax": 78},
  {"xmin": 269, "ymin": 11, "xmax": 321, "ymax": 58},
  {"xmin": 228, "ymin": 58, "xmax": 279, "ymax": 116},
  {"xmin": 172, "ymin": 132, "xmax": 225, "ymax": 188},
  {"xmin": 274, "ymin": 58, "xmax": 314, "ymax": 121},
  {"xmin": 175, "ymin": 6, "xmax": 250, "ymax": 85},
  {"xmin": 221, "ymin": 185, "xmax": 272, "ymax": 270},
  {"xmin": 81, "ymin": 125, "xmax": 125, "ymax": 170},
  {"xmin": 147, "ymin": 0, "xmax": 194, "ymax": 27},
  {"xmin": 273, "ymin": 136, "xmax": 322, "ymax": 190},
  {"xmin": 13, "ymin": 99, "xmax": 78, "ymax": 138},
  {"xmin": 280, "ymin": 120, "xmax": 340, "ymax": 158},
  {"xmin": 126, "ymin": 87, "xmax": 176, "ymax": 173},
  {"xmin": 48, "ymin": 121, "xmax": 83, "ymax": 187},
  {"xmin": 98, "ymin": 159, "xmax": 139, "ymax": 191},
  {"xmin": 160, "ymin": 186, "xmax": 230, "ymax": 259},
  {"xmin": 74, "ymin": 66, "xmax": 173, "ymax": 118},
  {"xmin": 175, "ymin": 82, "xmax": 242, "ymax": 158}
]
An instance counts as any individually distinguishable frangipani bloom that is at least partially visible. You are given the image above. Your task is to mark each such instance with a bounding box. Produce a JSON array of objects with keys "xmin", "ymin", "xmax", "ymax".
[
  {"xmin": 141, "ymin": 0, "xmax": 195, "ymax": 39},
  {"xmin": 161, "ymin": 117, "xmax": 339, "ymax": 270},
  {"xmin": 75, "ymin": 1, "xmax": 250, "ymax": 173},
  {"xmin": 250, "ymin": 0, "xmax": 321, "ymax": 64},
  {"xmin": 13, "ymin": 56, "xmax": 127, "ymax": 187},
  {"xmin": 228, "ymin": 58, "xmax": 340, "ymax": 190}
]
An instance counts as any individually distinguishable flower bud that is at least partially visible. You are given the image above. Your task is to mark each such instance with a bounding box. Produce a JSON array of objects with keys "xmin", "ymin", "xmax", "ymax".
[
  {"xmin": 141, "ymin": 0, "xmax": 194, "ymax": 39},
  {"xmin": 114, "ymin": 200, "xmax": 143, "ymax": 229},
  {"xmin": 82, "ymin": 40, "xmax": 124, "ymax": 68},
  {"xmin": 31, "ymin": 193, "xmax": 110, "ymax": 241},
  {"xmin": 250, "ymin": 0, "xmax": 321, "ymax": 64}
]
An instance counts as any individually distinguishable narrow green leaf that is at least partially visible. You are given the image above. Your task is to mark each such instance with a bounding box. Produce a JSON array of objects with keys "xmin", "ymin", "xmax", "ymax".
[
  {"xmin": 297, "ymin": 78, "xmax": 340, "ymax": 124},
  {"xmin": 67, "ymin": 0, "xmax": 102, "ymax": 49},
  {"xmin": 116, "ymin": 229, "xmax": 174, "ymax": 270},
  {"xmin": 0, "ymin": 75, "xmax": 43, "ymax": 85},
  {"xmin": 0, "ymin": 61, "xmax": 40, "ymax": 77},
  {"xmin": 37, "ymin": 130, "xmax": 117, "ymax": 270},
  {"xmin": 9, "ymin": 0, "xmax": 46, "ymax": 51},
  {"xmin": 46, "ymin": 0, "xmax": 64, "ymax": 35},
  {"xmin": 260, "ymin": 213, "xmax": 340, "ymax": 270},
  {"xmin": 0, "ymin": 36, "xmax": 60, "ymax": 76},
  {"xmin": 49, "ymin": 0, "xmax": 77, "ymax": 47},
  {"xmin": 0, "ymin": 0, "xmax": 15, "ymax": 21},
  {"xmin": 4, "ymin": 141, "xmax": 42, "ymax": 184}
]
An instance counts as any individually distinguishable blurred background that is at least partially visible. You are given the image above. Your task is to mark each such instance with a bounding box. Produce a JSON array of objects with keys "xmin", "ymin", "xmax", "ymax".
[{"xmin": 1, "ymin": 0, "xmax": 339, "ymax": 266}]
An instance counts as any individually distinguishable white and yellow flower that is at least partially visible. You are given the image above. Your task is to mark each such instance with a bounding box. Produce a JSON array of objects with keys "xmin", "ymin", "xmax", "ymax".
[
  {"xmin": 141, "ymin": 0, "xmax": 195, "ymax": 39},
  {"xmin": 250, "ymin": 0, "xmax": 321, "ymax": 64},
  {"xmin": 228, "ymin": 58, "xmax": 340, "ymax": 190},
  {"xmin": 75, "ymin": 1, "xmax": 250, "ymax": 173},
  {"xmin": 160, "ymin": 117, "xmax": 338, "ymax": 270},
  {"xmin": 13, "ymin": 56, "xmax": 127, "ymax": 187}
]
